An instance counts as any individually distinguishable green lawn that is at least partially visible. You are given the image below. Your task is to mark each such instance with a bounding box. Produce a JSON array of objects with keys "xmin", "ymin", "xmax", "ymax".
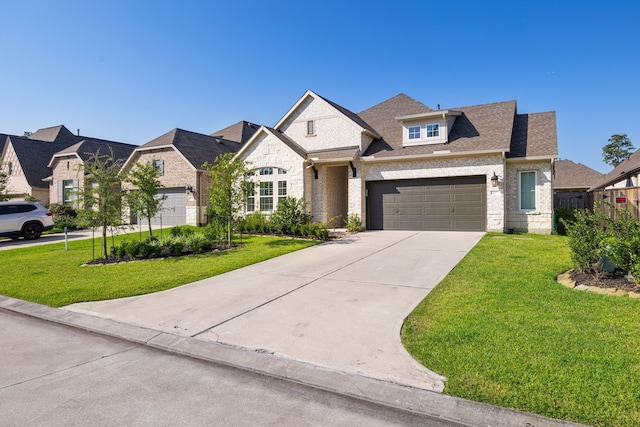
[
  {"xmin": 0, "ymin": 231, "xmax": 317, "ymax": 307},
  {"xmin": 402, "ymin": 233, "xmax": 640, "ymax": 427}
]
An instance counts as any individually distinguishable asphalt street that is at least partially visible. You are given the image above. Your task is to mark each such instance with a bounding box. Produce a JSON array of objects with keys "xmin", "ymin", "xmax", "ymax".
[{"xmin": 0, "ymin": 309, "xmax": 461, "ymax": 426}]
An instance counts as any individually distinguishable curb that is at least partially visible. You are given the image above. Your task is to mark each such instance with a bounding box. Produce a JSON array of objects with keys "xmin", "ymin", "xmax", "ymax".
[{"xmin": 0, "ymin": 295, "xmax": 587, "ymax": 427}]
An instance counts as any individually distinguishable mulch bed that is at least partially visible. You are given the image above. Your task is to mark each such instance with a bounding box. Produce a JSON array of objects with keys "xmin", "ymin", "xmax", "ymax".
[
  {"xmin": 85, "ymin": 244, "xmax": 239, "ymax": 266},
  {"xmin": 569, "ymin": 269, "xmax": 640, "ymax": 293}
]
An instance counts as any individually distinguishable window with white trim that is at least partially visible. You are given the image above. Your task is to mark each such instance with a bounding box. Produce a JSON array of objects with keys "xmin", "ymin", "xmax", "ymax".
[
  {"xmin": 249, "ymin": 167, "xmax": 289, "ymax": 213},
  {"xmin": 154, "ymin": 159, "xmax": 164, "ymax": 176},
  {"xmin": 519, "ymin": 171, "xmax": 537, "ymax": 211},
  {"xmin": 408, "ymin": 126, "xmax": 421, "ymax": 140},
  {"xmin": 246, "ymin": 184, "xmax": 256, "ymax": 212},
  {"xmin": 260, "ymin": 182, "xmax": 274, "ymax": 212},
  {"xmin": 426, "ymin": 124, "xmax": 439, "ymax": 138},
  {"xmin": 306, "ymin": 120, "xmax": 314, "ymax": 136}
]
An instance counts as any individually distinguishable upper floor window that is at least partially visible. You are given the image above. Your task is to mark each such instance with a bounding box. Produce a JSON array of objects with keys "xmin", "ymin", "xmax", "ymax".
[
  {"xmin": 154, "ymin": 159, "xmax": 164, "ymax": 176},
  {"xmin": 426, "ymin": 124, "xmax": 439, "ymax": 138},
  {"xmin": 259, "ymin": 167, "xmax": 273, "ymax": 175},
  {"xmin": 408, "ymin": 126, "xmax": 421, "ymax": 140},
  {"xmin": 306, "ymin": 120, "xmax": 314, "ymax": 136},
  {"xmin": 7, "ymin": 162, "xmax": 13, "ymax": 175},
  {"xmin": 519, "ymin": 171, "xmax": 537, "ymax": 211}
]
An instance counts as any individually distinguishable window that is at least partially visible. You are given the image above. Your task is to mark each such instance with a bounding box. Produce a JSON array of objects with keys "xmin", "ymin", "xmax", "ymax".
[
  {"xmin": 246, "ymin": 184, "xmax": 256, "ymax": 212},
  {"xmin": 7, "ymin": 162, "xmax": 13, "ymax": 175},
  {"xmin": 278, "ymin": 168, "xmax": 287, "ymax": 174},
  {"xmin": 260, "ymin": 181, "xmax": 274, "ymax": 211},
  {"xmin": 154, "ymin": 159, "xmax": 164, "ymax": 176},
  {"xmin": 278, "ymin": 181, "xmax": 287, "ymax": 203},
  {"xmin": 307, "ymin": 120, "xmax": 314, "ymax": 136},
  {"xmin": 426, "ymin": 124, "xmax": 439, "ymax": 138},
  {"xmin": 259, "ymin": 167, "xmax": 273, "ymax": 175},
  {"xmin": 408, "ymin": 126, "xmax": 421, "ymax": 140},
  {"xmin": 519, "ymin": 171, "xmax": 537, "ymax": 210},
  {"xmin": 63, "ymin": 180, "xmax": 77, "ymax": 205}
]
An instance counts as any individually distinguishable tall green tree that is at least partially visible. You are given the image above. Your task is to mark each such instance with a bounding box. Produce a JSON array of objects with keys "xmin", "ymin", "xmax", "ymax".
[
  {"xmin": 203, "ymin": 153, "xmax": 251, "ymax": 245},
  {"xmin": 125, "ymin": 159, "xmax": 166, "ymax": 236},
  {"xmin": 602, "ymin": 134, "xmax": 635, "ymax": 167},
  {"xmin": 0, "ymin": 162, "xmax": 8, "ymax": 201},
  {"xmin": 78, "ymin": 150, "xmax": 126, "ymax": 258}
]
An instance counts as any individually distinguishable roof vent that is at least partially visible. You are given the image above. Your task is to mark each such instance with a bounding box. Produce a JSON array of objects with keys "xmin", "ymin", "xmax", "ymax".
[
  {"xmin": 437, "ymin": 104, "xmax": 440, "ymax": 110},
  {"xmin": 77, "ymin": 129, "xmax": 80, "ymax": 136}
]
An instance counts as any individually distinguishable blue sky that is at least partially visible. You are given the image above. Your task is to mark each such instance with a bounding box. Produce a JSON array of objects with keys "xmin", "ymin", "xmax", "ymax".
[{"xmin": 1, "ymin": 0, "xmax": 639, "ymax": 173}]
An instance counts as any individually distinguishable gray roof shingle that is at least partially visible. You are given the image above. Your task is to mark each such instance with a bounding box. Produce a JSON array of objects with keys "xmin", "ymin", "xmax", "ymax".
[
  {"xmin": 508, "ymin": 112, "xmax": 558, "ymax": 158},
  {"xmin": 139, "ymin": 128, "xmax": 244, "ymax": 170},
  {"xmin": 211, "ymin": 121, "xmax": 261, "ymax": 144},
  {"xmin": 53, "ymin": 139, "xmax": 136, "ymax": 165},
  {"xmin": 589, "ymin": 149, "xmax": 640, "ymax": 190},
  {"xmin": 554, "ymin": 159, "xmax": 604, "ymax": 190}
]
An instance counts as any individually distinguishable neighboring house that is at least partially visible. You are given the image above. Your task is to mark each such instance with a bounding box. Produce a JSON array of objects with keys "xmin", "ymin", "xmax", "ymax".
[
  {"xmin": 588, "ymin": 149, "xmax": 640, "ymax": 218},
  {"xmin": 211, "ymin": 120, "xmax": 261, "ymax": 144},
  {"xmin": 236, "ymin": 90, "xmax": 558, "ymax": 233},
  {"xmin": 0, "ymin": 125, "xmax": 82, "ymax": 204},
  {"xmin": 553, "ymin": 159, "xmax": 604, "ymax": 209},
  {"xmin": 121, "ymin": 128, "xmax": 254, "ymax": 226},
  {"xmin": 48, "ymin": 138, "xmax": 137, "ymax": 206}
]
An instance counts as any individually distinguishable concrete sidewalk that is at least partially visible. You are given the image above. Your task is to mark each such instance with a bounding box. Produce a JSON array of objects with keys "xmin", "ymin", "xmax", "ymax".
[{"xmin": 65, "ymin": 231, "xmax": 483, "ymax": 391}]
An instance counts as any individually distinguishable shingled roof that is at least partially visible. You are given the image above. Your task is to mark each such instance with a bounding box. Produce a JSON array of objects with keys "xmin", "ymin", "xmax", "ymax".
[
  {"xmin": 8, "ymin": 135, "xmax": 79, "ymax": 188},
  {"xmin": 49, "ymin": 138, "xmax": 136, "ymax": 167},
  {"xmin": 135, "ymin": 128, "xmax": 243, "ymax": 170},
  {"xmin": 554, "ymin": 159, "xmax": 604, "ymax": 190},
  {"xmin": 358, "ymin": 95, "xmax": 557, "ymax": 160},
  {"xmin": 211, "ymin": 120, "xmax": 260, "ymax": 144},
  {"xmin": 589, "ymin": 149, "xmax": 640, "ymax": 191},
  {"xmin": 29, "ymin": 125, "xmax": 77, "ymax": 144}
]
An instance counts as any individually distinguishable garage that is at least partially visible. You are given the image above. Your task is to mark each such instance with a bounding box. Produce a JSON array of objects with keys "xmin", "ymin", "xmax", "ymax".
[
  {"xmin": 150, "ymin": 188, "xmax": 187, "ymax": 227},
  {"xmin": 366, "ymin": 176, "xmax": 486, "ymax": 231}
]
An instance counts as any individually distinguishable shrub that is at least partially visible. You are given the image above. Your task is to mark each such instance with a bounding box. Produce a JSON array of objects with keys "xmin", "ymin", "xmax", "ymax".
[
  {"xmin": 269, "ymin": 197, "xmax": 312, "ymax": 235},
  {"xmin": 170, "ymin": 226, "xmax": 182, "ymax": 237},
  {"xmin": 562, "ymin": 208, "xmax": 606, "ymax": 273},
  {"xmin": 137, "ymin": 243, "xmax": 159, "ymax": 258},
  {"xmin": 304, "ymin": 222, "xmax": 329, "ymax": 240},
  {"xmin": 125, "ymin": 240, "xmax": 142, "ymax": 258},
  {"xmin": 185, "ymin": 233, "xmax": 211, "ymax": 253},
  {"xmin": 169, "ymin": 241, "xmax": 184, "ymax": 256},
  {"xmin": 239, "ymin": 211, "xmax": 269, "ymax": 233},
  {"xmin": 203, "ymin": 223, "xmax": 226, "ymax": 243},
  {"xmin": 601, "ymin": 207, "xmax": 640, "ymax": 280},
  {"xmin": 345, "ymin": 214, "xmax": 362, "ymax": 233},
  {"xmin": 114, "ymin": 244, "xmax": 127, "ymax": 259}
]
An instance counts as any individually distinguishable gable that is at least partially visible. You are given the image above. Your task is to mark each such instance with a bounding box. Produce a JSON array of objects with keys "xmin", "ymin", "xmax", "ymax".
[{"xmin": 277, "ymin": 94, "xmax": 367, "ymax": 152}]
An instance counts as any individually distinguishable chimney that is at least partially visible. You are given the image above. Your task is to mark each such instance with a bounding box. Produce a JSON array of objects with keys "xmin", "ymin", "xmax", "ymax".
[{"xmin": 77, "ymin": 129, "xmax": 80, "ymax": 136}]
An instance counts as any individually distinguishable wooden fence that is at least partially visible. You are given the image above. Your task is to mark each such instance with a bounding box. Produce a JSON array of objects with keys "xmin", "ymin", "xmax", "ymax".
[{"xmin": 589, "ymin": 187, "xmax": 640, "ymax": 220}]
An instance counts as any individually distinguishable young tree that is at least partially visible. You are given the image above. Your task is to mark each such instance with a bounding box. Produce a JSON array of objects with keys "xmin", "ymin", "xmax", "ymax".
[
  {"xmin": 203, "ymin": 153, "xmax": 251, "ymax": 245},
  {"xmin": 78, "ymin": 149, "xmax": 126, "ymax": 258},
  {"xmin": 602, "ymin": 134, "xmax": 635, "ymax": 167},
  {"xmin": 126, "ymin": 159, "xmax": 166, "ymax": 236},
  {"xmin": 0, "ymin": 162, "xmax": 7, "ymax": 201}
]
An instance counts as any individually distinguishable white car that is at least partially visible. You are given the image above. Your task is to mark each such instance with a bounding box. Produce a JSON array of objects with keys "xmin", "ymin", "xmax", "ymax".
[{"xmin": 0, "ymin": 202, "xmax": 55, "ymax": 240}]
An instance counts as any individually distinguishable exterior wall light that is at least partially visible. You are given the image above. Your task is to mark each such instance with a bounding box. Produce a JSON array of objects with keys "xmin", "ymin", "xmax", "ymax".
[{"xmin": 491, "ymin": 172, "xmax": 499, "ymax": 187}]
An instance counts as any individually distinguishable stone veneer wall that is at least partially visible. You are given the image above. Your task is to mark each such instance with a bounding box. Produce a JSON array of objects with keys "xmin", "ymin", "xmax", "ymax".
[
  {"xmin": 361, "ymin": 154, "xmax": 507, "ymax": 232},
  {"xmin": 505, "ymin": 160, "xmax": 553, "ymax": 234},
  {"xmin": 50, "ymin": 156, "xmax": 84, "ymax": 206},
  {"xmin": 279, "ymin": 96, "xmax": 365, "ymax": 152},
  {"xmin": 241, "ymin": 132, "xmax": 305, "ymax": 212},
  {"xmin": 123, "ymin": 149, "xmax": 198, "ymax": 225}
]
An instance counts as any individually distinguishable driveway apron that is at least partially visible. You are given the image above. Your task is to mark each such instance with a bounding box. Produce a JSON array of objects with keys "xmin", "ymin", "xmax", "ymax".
[{"xmin": 64, "ymin": 231, "xmax": 483, "ymax": 392}]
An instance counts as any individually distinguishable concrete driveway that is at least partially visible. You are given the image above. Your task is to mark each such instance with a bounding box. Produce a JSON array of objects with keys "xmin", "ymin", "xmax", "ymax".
[{"xmin": 65, "ymin": 231, "xmax": 484, "ymax": 392}]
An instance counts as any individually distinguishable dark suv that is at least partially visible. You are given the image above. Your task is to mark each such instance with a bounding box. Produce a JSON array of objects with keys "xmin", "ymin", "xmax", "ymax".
[{"xmin": 0, "ymin": 202, "xmax": 55, "ymax": 240}]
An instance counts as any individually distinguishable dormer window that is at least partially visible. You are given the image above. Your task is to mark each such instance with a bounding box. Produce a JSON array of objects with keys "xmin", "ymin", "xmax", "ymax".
[
  {"xmin": 426, "ymin": 124, "xmax": 439, "ymax": 138},
  {"xmin": 408, "ymin": 126, "xmax": 421, "ymax": 140},
  {"xmin": 397, "ymin": 110, "xmax": 461, "ymax": 147}
]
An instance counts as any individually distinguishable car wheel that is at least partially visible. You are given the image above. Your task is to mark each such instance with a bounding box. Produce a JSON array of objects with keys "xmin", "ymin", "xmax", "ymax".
[{"xmin": 22, "ymin": 223, "xmax": 43, "ymax": 240}]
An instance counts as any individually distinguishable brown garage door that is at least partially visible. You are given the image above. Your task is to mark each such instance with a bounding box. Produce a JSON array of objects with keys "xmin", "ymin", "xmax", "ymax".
[{"xmin": 366, "ymin": 176, "xmax": 486, "ymax": 231}]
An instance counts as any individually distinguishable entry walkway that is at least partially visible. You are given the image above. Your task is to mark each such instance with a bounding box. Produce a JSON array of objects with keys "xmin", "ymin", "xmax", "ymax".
[{"xmin": 65, "ymin": 231, "xmax": 484, "ymax": 391}]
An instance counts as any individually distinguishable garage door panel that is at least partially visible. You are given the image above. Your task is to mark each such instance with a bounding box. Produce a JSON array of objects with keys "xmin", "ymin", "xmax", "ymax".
[
  {"xmin": 367, "ymin": 176, "xmax": 486, "ymax": 231},
  {"xmin": 151, "ymin": 188, "xmax": 186, "ymax": 226}
]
